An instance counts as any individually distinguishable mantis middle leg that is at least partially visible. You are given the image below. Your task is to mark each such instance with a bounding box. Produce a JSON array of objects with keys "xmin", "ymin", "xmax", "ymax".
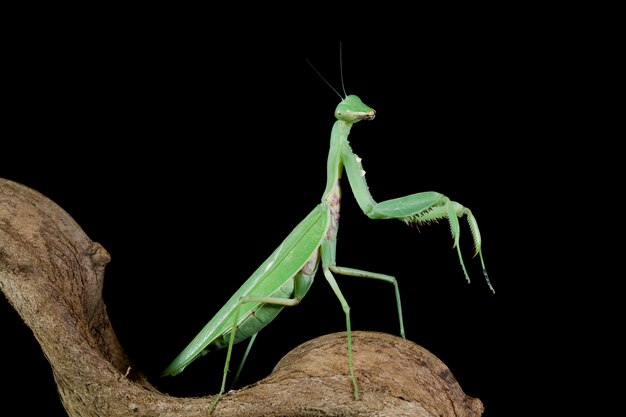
[{"xmin": 320, "ymin": 249, "xmax": 407, "ymax": 401}]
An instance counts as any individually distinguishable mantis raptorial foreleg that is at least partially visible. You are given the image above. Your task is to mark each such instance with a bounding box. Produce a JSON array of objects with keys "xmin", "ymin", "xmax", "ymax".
[{"xmin": 341, "ymin": 141, "xmax": 494, "ymax": 292}]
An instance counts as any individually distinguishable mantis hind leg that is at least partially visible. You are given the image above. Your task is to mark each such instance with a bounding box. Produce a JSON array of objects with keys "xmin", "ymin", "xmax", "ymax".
[
  {"xmin": 209, "ymin": 296, "xmax": 301, "ymax": 414},
  {"xmin": 229, "ymin": 332, "xmax": 258, "ymax": 390}
]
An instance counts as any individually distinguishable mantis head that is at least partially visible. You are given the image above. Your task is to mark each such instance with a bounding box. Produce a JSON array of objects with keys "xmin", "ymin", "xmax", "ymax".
[{"xmin": 335, "ymin": 95, "xmax": 376, "ymax": 123}]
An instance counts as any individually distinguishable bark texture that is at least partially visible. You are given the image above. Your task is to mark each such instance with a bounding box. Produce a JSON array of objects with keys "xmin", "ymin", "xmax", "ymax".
[{"xmin": 0, "ymin": 178, "xmax": 484, "ymax": 417}]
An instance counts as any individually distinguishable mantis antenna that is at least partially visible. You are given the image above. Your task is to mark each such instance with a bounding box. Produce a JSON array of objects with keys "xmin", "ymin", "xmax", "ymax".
[
  {"xmin": 306, "ymin": 56, "xmax": 344, "ymax": 100},
  {"xmin": 339, "ymin": 41, "xmax": 347, "ymax": 98}
]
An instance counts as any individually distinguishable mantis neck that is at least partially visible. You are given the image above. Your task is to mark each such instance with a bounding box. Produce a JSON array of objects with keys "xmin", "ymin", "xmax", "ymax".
[
  {"xmin": 322, "ymin": 120, "xmax": 352, "ymax": 203},
  {"xmin": 321, "ymin": 120, "xmax": 352, "ymax": 247}
]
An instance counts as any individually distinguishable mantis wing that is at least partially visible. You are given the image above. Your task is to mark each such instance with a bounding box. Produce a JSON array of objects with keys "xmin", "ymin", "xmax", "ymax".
[{"xmin": 162, "ymin": 204, "xmax": 329, "ymax": 376}]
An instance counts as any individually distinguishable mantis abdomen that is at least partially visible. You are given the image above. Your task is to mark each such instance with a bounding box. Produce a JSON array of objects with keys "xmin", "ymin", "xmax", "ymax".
[{"xmin": 206, "ymin": 270, "xmax": 313, "ymax": 351}]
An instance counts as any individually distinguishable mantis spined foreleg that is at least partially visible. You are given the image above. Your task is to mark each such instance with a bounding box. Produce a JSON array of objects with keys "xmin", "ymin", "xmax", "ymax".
[{"xmin": 162, "ymin": 90, "xmax": 493, "ymax": 413}]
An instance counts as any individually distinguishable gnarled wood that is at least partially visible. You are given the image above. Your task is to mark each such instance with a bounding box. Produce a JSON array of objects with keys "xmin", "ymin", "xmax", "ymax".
[{"xmin": 0, "ymin": 178, "xmax": 483, "ymax": 416}]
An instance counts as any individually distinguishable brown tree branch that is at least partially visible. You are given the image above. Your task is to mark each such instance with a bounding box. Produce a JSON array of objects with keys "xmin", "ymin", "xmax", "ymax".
[{"xmin": 0, "ymin": 178, "xmax": 484, "ymax": 417}]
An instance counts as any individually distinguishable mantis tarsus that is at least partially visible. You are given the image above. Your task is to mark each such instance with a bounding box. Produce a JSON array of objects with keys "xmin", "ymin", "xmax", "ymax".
[{"xmin": 162, "ymin": 62, "xmax": 494, "ymax": 413}]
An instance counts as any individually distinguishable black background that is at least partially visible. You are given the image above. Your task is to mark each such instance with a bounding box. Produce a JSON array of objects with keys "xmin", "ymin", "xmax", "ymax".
[{"xmin": 1, "ymin": 19, "xmax": 591, "ymax": 416}]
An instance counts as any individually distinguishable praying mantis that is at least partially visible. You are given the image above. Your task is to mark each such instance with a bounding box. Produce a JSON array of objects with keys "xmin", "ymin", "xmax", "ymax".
[{"xmin": 162, "ymin": 59, "xmax": 494, "ymax": 413}]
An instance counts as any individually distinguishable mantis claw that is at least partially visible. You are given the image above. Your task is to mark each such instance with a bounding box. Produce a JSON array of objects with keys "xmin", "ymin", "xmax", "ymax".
[{"xmin": 208, "ymin": 393, "xmax": 222, "ymax": 414}]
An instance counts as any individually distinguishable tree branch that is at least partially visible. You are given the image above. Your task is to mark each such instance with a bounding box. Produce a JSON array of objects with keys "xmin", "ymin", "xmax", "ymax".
[{"xmin": 0, "ymin": 178, "xmax": 483, "ymax": 416}]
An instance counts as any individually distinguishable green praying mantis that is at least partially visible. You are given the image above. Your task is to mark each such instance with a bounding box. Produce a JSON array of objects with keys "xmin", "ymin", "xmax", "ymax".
[{"xmin": 162, "ymin": 59, "xmax": 494, "ymax": 413}]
